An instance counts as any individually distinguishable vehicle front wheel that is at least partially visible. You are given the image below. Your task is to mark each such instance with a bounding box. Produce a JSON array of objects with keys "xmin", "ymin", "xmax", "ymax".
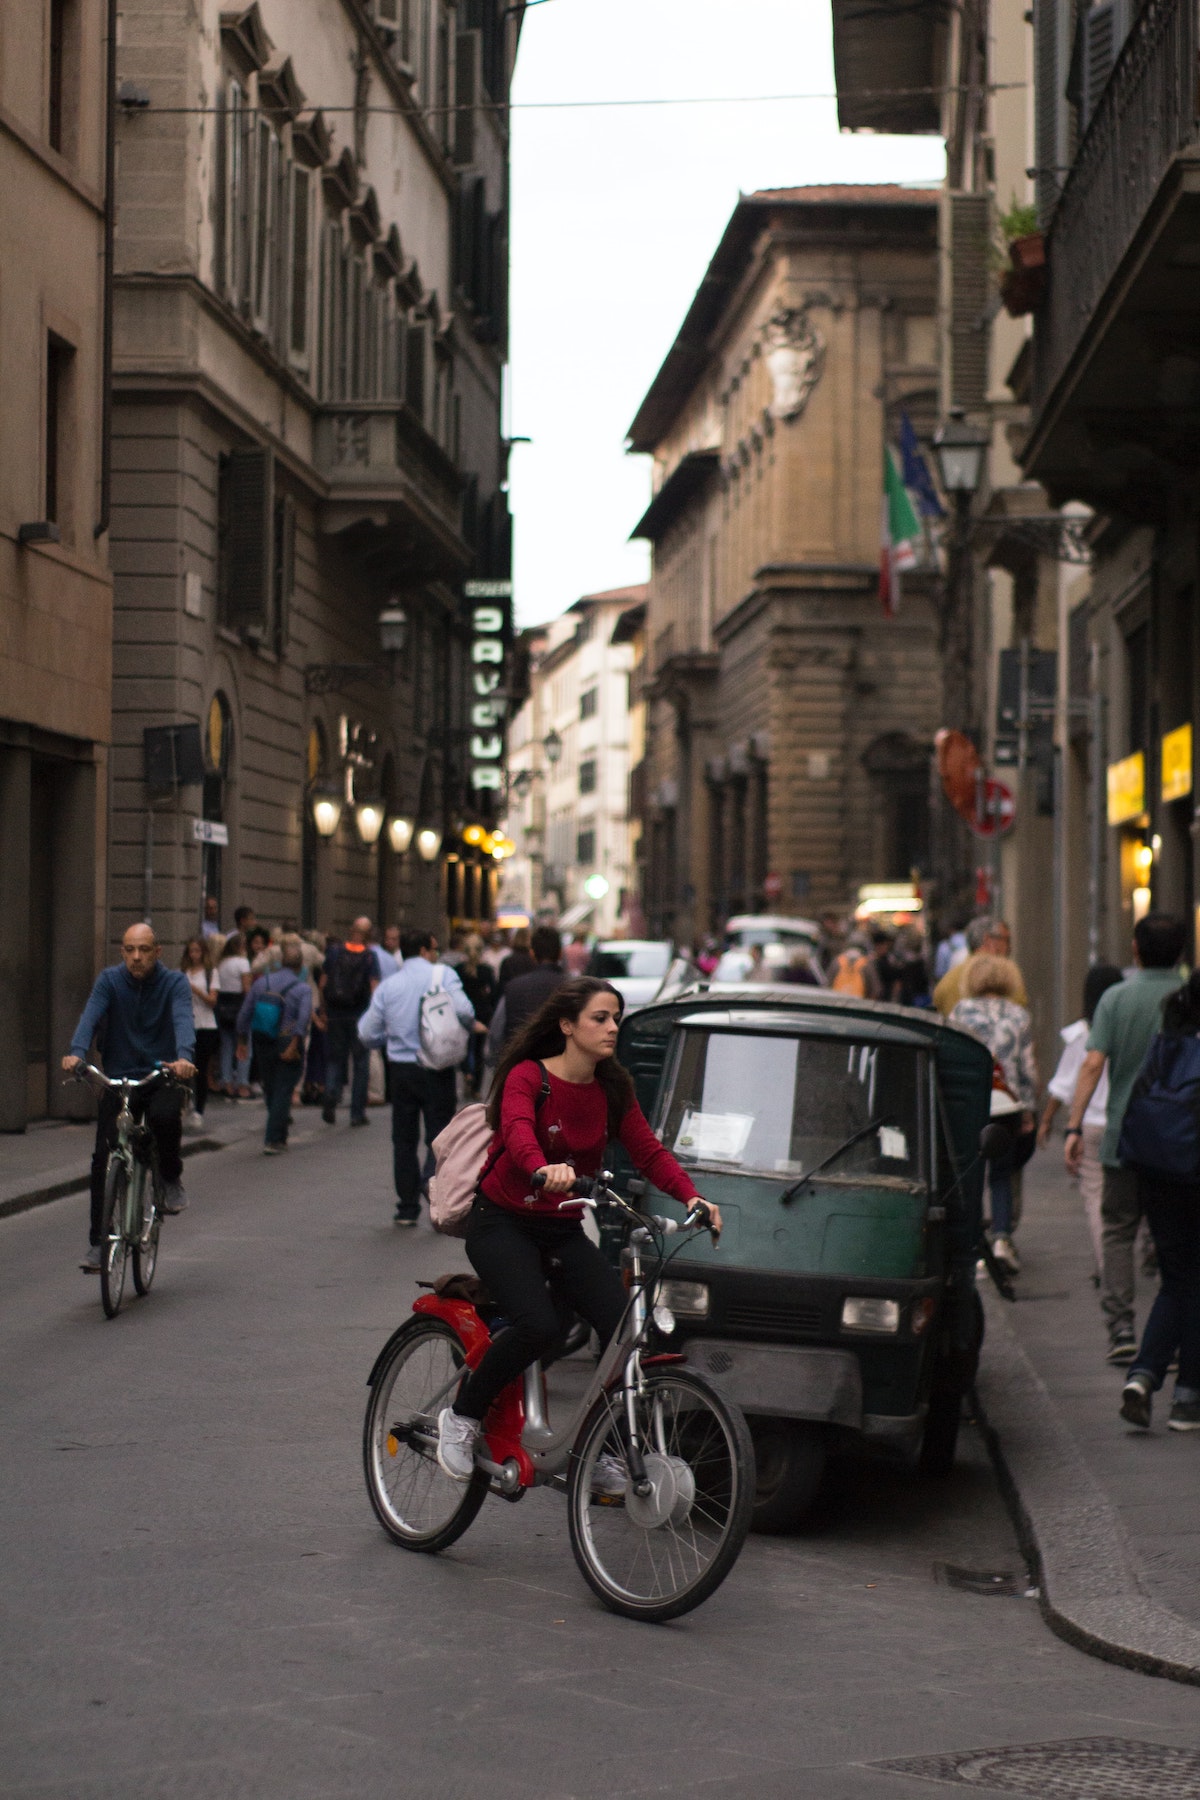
[
  {"xmin": 750, "ymin": 1421, "xmax": 827, "ymax": 1532},
  {"xmin": 132, "ymin": 1173, "xmax": 160, "ymax": 1297},
  {"xmin": 99, "ymin": 1160, "xmax": 130, "ymax": 1319}
]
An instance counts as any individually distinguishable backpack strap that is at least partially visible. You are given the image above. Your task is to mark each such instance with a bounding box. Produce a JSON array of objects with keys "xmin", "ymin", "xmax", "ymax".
[{"xmin": 476, "ymin": 1060, "xmax": 552, "ymax": 1197}]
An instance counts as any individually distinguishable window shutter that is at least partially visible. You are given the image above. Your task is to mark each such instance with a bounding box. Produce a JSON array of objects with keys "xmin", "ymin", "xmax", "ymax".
[
  {"xmin": 947, "ymin": 192, "xmax": 990, "ymax": 409},
  {"xmin": 273, "ymin": 491, "xmax": 295, "ymax": 655},
  {"xmin": 454, "ymin": 30, "xmax": 478, "ymax": 164},
  {"xmin": 405, "ymin": 318, "xmax": 427, "ymax": 420},
  {"xmin": 1081, "ymin": 0, "xmax": 1124, "ymax": 129},
  {"xmin": 289, "ymin": 166, "xmax": 311, "ymax": 362},
  {"xmin": 1033, "ymin": 0, "xmax": 1072, "ymax": 222},
  {"xmin": 218, "ymin": 447, "xmax": 274, "ymax": 633}
]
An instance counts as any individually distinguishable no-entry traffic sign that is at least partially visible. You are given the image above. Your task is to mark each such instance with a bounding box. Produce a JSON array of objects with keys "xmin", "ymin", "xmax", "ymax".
[{"xmin": 969, "ymin": 777, "xmax": 1015, "ymax": 839}]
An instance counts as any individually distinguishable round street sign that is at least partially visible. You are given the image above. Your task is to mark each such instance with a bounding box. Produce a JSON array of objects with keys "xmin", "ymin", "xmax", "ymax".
[
  {"xmin": 763, "ymin": 871, "xmax": 783, "ymax": 900},
  {"xmin": 970, "ymin": 777, "xmax": 1016, "ymax": 839}
]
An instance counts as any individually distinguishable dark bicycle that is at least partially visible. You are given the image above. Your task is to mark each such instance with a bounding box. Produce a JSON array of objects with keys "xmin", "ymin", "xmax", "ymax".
[{"xmin": 73, "ymin": 1064, "xmax": 185, "ymax": 1318}]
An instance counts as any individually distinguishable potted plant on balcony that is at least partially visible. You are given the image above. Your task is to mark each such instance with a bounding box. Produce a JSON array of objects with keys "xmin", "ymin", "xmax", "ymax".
[{"xmin": 997, "ymin": 201, "xmax": 1046, "ymax": 317}]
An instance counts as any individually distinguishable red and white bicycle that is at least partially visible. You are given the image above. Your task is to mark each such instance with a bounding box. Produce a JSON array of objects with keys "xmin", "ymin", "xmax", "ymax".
[{"xmin": 363, "ymin": 1175, "xmax": 754, "ymax": 1622}]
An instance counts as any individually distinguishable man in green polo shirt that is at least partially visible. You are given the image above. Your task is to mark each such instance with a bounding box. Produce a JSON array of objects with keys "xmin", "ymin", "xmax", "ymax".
[{"xmin": 1065, "ymin": 913, "xmax": 1187, "ymax": 1362}]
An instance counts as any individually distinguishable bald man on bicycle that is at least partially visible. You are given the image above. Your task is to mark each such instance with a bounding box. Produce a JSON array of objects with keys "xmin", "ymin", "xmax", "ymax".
[{"xmin": 63, "ymin": 922, "xmax": 196, "ymax": 1273}]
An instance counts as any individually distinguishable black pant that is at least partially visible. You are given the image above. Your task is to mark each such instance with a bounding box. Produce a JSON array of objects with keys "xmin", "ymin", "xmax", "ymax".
[
  {"xmin": 89, "ymin": 1086, "xmax": 184, "ymax": 1244},
  {"xmin": 325, "ymin": 1012, "xmax": 369, "ymax": 1120},
  {"xmin": 255, "ymin": 1034, "xmax": 298, "ymax": 1145},
  {"xmin": 1133, "ymin": 1175, "xmax": 1200, "ymax": 1394},
  {"xmin": 388, "ymin": 1061, "xmax": 456, "ymax": 1215},
  {"xmin": 457, "ymin": 1197, "xmax": 628, "ymax": 1421},
  {"xmin": 192, "ymin": 1027, "xmax": 220, "ymax": 1115}
]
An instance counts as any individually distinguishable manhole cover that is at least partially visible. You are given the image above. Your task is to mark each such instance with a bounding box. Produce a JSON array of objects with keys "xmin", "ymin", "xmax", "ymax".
[
  {"xmin": 875, "ymin": 1738, "xmax": 1200, "ymax": 1799},
  {"xmin": 933, "ymin": 1564, "xmax": 1023, "ymax": 1596}
]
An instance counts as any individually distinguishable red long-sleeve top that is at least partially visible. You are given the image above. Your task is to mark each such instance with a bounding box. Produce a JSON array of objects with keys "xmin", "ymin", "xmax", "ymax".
[{"xmin": 480, "ymin": 1059, "xmax": 700, "ymax": 1219}]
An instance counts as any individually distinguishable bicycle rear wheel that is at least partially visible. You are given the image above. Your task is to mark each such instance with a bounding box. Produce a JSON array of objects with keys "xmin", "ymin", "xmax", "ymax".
[
  {"xmin": 132, "ymin": 1169, "xmax": 160, "ymax": 1296},
  {"xmin": 99, "ymin": 1160, "xmax": 130, "ymax": 1319},
  {"xmin": 568, "ymin": 1368, "xmax": 754, "ymax": 1622},
  {"xmin": 364, "ymin": 1317, "xmax": 488, "ymax": 1552}
]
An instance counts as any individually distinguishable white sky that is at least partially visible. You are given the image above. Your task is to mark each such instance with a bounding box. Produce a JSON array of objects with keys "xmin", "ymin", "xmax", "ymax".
[{"xmin": 505, "ymin": 0, "xmax": 946, "ymax": 629}]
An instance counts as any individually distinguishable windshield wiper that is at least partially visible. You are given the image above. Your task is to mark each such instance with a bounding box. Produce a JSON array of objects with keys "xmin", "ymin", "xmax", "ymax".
[{"xmin": 778, "ymin": 1118, "xmax": 892, "ymax": 1206}]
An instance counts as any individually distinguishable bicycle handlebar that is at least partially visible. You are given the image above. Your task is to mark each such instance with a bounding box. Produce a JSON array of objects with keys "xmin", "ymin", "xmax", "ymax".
[
  {"xmin": 532, "ymin": 1169, "xmax": 718, "ymax": 1240},
  {"xmin": 69, "ymin": 1063, "xmax": 183, "ymax": 1093}
]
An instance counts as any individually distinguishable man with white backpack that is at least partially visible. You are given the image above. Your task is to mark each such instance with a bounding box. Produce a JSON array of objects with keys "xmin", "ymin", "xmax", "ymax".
[{"xmin": 357, "ymin": 929, "xmax": 482, "ymax": 1226}]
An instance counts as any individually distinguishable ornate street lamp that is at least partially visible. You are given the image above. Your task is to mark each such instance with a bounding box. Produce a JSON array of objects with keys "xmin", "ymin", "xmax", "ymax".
[
  {"xmin": 387, "ymin": 814, "xmax": 414, "ymax": 854},
  {"xmin": 310, "ymin": 783, "xmax": 343, "ymax": 838},
  {"xmin": 416, "ymin": 826, "xmax": 442, "ymax": 862},
  {"xmin": 354, "ymin": 797, "xmax": 385, "ymax": 845},
  {"xmin": 543, "ymin": 727, "xmax": 563, "ymax": 767},
  {"xmin": 933, "ymin": 407, "xmax": 989, "ymax": 496}
]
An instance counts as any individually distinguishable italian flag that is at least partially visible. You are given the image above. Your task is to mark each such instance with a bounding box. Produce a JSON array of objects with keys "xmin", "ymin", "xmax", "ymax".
[{"xmin": 880, "ymin": 444, "xmax": 920, "ymax": 617}]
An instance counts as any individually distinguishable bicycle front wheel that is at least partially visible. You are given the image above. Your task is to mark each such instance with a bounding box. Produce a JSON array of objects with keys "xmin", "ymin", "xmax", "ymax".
[
  {"xmin": 99, "ymin": 1159, "xmax": 130, "ymax": 1319},
  {"xmin": 132, "ymin": 1170, "xmax": 160, "ymax": 1297},
  {"xmin": 363, "ymin": 1317, "xmax": 488, "ymax": 1552},
  {"xmin": 567, "ymin": 1368, "xmax": 755, "ymax": 1622}
]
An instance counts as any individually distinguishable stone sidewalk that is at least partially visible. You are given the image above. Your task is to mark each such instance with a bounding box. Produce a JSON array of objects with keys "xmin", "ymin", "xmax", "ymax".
[
  {"xmin": 975, "ymin": 1144, "xmax": 1200, "ymax": 1684},
  {"xmin": 0, "ymin": 1090, "xmax": 349, "ymax": 1218}
]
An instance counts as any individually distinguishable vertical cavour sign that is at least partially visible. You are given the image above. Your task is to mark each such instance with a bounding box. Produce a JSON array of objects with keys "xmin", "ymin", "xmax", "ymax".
[{"xmin": 466, "ymin": 579, "xmax": 512, "ymax": 791}]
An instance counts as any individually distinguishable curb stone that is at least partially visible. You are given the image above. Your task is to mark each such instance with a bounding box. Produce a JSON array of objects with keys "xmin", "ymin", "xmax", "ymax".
[
  {"xmin": 0, "ymin": 1138, "xmax": 223, "ymax": 1222},
  {"xmin": 974, "ymin": 1280, "xmax": 1200, "ymax": 1686}
]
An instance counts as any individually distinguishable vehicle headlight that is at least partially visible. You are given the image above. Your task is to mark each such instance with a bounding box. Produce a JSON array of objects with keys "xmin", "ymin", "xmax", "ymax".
[
  {"xmin": 656, "ymin": 1279, "xmax": 709, "ymax": 1318},
  {"xmin": 841, "ymin": 1296, "xmax": 900, "ymax": 1334}
]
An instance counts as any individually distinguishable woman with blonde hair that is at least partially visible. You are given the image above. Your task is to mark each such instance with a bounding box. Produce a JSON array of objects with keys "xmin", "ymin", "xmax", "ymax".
[
  {"xmin": 180, "ymin": 935, "xmax": 220, "ymax": 1120},
  {"xmin": 950, "ymin": 955, "xmax": 1039, "ymax": 1274}
]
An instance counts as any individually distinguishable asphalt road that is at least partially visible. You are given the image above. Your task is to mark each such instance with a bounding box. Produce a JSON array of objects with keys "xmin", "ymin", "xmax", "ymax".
[{"xmin": 3, "ymin": 1115, "xmax": 1200, "ymax": 1800}]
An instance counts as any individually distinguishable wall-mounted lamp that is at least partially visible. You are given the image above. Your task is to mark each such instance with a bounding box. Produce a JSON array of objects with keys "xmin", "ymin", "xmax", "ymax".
[
  {"xmin": 416, "ymin": 826, "xmax": 442, "ymax": 863},
  {"xmin": 388, "ymin": 815, "xmax": 414, "ymax": 854},
  {"xmin": 310, "ymin": 783, "xmax": 343, "ymax": 838},
  {"xmin": 355, "ymin": 798, "xmax": 386, "ymax": 846},
  {"xmin": 378, "ymin": 604, "xmax": 409, "ymax": 654},
  {"xmin": 543, "ymin": 728, "xmax": 563, "ymax": 766}
]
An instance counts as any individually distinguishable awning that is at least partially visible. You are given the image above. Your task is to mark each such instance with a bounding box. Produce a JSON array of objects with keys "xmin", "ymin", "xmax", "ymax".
[{"xmin": 557, "ymin": 900, "xmax": 595, "ymax": 931}]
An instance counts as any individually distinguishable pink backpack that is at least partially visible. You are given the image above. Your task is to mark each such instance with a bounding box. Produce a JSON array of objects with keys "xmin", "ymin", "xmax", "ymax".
[{"xmin": 428, "ymin": 1064, "xmax": 550, "ymax": 1238}]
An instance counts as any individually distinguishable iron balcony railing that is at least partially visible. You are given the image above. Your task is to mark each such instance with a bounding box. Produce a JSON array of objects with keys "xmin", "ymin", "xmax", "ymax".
[{"xmin": 1032, "ymin": 0, "xmax": 1198, "ymax": 417}]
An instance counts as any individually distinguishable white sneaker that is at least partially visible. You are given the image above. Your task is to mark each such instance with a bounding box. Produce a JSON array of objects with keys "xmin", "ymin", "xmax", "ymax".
[
  {"xmin": 992, "ymin": 1235, "xmax": 1020, "ymax": 1274},
  {"xmin": 437, "ymin": 1408, "xmax": 479, "ymax": 1481},
  {"xmin": 80, "ymin": 1240, "xmax": 101, "ymax": 1273},
  {"xmin": 591, "ymin": 1452, "xmax": 628, "ymax": 1499}
]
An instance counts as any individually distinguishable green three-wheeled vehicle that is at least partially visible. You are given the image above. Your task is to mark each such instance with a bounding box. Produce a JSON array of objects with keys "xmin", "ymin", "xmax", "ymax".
[{"xmin": 604, "ymin": 983, "xmax": 996, "ymax": 1531}]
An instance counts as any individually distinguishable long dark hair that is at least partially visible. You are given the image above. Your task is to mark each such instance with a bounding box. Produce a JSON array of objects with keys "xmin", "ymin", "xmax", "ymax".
[
  {"xmin": 486, "ymin": 976, "xmax": 636, "ymax": 1135},
  {"xmin": 1083, "ymin": 962, "xmax": 1123, "ymax": 1023},
  {"xmin": 1162, "ymin": 968, "xmax": 1200, "ymax": 1036}
]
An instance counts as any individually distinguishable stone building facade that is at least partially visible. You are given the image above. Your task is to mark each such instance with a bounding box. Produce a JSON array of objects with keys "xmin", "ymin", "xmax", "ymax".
[
  {"xmin": 107, "ymin": 0, "xmax": 516, "ymax": 959},
  {"xmin": 628, "ymin": 188, "xmax": 942, "ymax": 944},
  {"xmin": 503, "ymin": 587, "xmax": 643, "ymax": 937},
  {"xmin": 0, "ymin": 0, "xmax": 114, "ymax": 1127}
]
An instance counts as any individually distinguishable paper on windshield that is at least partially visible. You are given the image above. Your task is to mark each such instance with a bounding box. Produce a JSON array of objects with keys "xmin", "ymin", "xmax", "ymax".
[
  {"xmin": 674, "ymin": 1109, "xmax": 755, "ymax": 1162},
  {"xmin": 878, "ymin": 1126, "xmax": 909, "ymax": 1161}
]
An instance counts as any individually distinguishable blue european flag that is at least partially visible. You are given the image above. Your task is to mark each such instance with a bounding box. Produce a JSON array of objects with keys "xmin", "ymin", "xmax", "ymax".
[{"xmin": 898, "ymin": 411, "xmax": 946, "ymax": 520}]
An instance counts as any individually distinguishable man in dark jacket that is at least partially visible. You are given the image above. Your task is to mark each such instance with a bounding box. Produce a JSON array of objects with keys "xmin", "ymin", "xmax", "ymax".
[
  {"xmin": 63, "ymin": 922, "xmax": 196, "ymax": 1273},
  {"xmin": 320, "ymin": 916, "xmax": 378, "ymax": 1125},
  {"xmin": 486, "ymin": 926, "xmax": 566, "ymax": 1060}
]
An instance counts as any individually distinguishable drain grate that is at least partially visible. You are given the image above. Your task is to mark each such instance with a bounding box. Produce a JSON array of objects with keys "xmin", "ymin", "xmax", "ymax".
[
  {"xmin": 875, "ymin": 1738, "xmax": 1200, "ymax": 1799},
  {"xmin": 933, "ymin": 1564, "xmax": 1023, "ymax": 1597}
]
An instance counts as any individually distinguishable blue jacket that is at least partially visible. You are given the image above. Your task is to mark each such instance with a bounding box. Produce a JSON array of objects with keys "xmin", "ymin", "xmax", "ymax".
[{"xmin": 69, "ymin": 962, "xmax": 196, "ymax": 1075}]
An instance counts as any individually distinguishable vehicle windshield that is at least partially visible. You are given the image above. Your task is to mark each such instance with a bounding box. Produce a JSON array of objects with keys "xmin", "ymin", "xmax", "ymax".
[
  {"xmin": 591, "ymin": 944, "xmax": 671, "ymax": 980},
  {"xmin": 658, "ymin": 1028, "xmax": 925, "ymax": 1183}
]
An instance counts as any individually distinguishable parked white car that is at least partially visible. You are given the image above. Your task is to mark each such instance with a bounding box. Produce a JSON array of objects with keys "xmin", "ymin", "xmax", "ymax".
[
  {"xmin": 588, "ymin": 939, "xmax": 675, "ymax": 1012},
  {"xmin": 713, "ymin": 914, "xmax": 824, "ymax": 984}
]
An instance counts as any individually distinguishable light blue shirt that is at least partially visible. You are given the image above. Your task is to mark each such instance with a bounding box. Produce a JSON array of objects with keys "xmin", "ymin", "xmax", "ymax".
[
  {"xmin": 371, "ymin": 946, "xmax": 400, "ymax": 980},
  {"xmin": 357, "ymin": 957, "xmax": 475, "ymax": 1063}
]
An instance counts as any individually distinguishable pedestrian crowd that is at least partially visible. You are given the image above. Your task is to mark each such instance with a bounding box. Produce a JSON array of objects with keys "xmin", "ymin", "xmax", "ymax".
[{"xmin": 63, "ymin": 898, "xmax": 1200, "ymax": 1441}]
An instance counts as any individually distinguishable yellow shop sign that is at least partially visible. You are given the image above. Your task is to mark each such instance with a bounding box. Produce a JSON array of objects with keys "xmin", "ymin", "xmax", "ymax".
[
  {"xmin": 1161, "ymin": 723, "xmax": 1193, "ymax": 803},
  {"xmin": 1107, "ymin": 751, "xmax": 1145, "ymax": 826}
]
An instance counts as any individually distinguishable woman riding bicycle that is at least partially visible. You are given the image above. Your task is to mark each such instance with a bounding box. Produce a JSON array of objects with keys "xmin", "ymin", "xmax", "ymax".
[{"xmin": 437, "ymin": 977, "xmax": 722, "ymax": 1481}]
